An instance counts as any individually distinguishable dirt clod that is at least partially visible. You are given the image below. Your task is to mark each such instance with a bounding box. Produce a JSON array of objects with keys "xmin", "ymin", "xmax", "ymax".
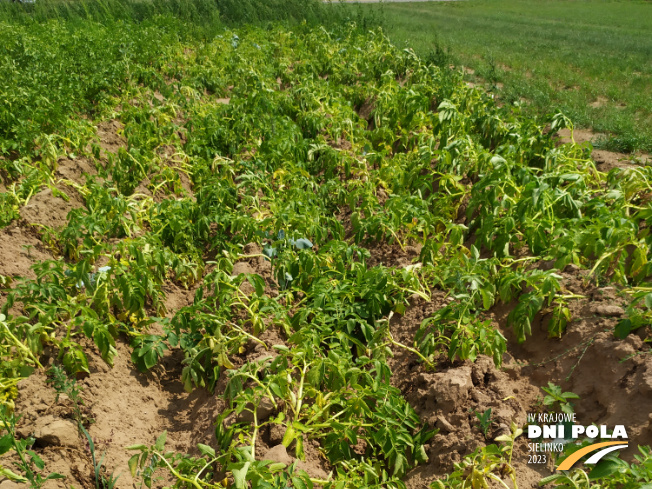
[
  {"xmin": 424, "ymin": 366, "xmax": 473, "ymax": 414},
  {"xmin": 435, "ymin": 415, "xmax": 456, "ymax": 433},
  {"xmin": 0, "ymin": 481, "xmax": 24, "ymax": 489},
  {"xmin": 591, "ymin": 304, "xmax": 625, "ymax": 317},
  {"xmin": 262, "ymin": 444, "xmax": 293, "ymax": 465},
  {"xmin": 639, "ymin": 363, "xmax": 652, "ymax": 397},
  {"xmin": 268, "ymin": 424, "xmax": 285, "ymax": 445},
  {"xmin": 32, "ymin": 416, "xmax": 79, "ymax": 447}
]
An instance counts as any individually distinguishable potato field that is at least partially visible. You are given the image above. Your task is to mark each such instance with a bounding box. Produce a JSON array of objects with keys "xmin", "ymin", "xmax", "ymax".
[{"xmin": 0, "ymin": 2, "xmax": 651, "ymax": 488}]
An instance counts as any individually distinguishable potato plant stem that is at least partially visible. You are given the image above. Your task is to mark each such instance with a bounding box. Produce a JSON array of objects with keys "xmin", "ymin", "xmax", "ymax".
[
  {"xmin": 229, "ymin": 323, "xmax": 268, "ymax": 349},
  {"xmin": 241, "ymin": 373, "xmax": 278, "ymax": 409},
  {"xmin": 236, "ymin": 253, "xmax": 268, "ymax": 261},
  {"xmin": 379, "ymin": 224, "xmax": 406, "ymax": 252},
  {"xmin": 0, "ymin": 322, "xmax": 42, "ymax": 369},
  {"xmin": 387, "ymin": 333, "xmax": 435, "ymax": 370},
  {"xmin": 558, "ymin": 293, "xmax": 585, "ymax": 300},
  {"xmin": 251, "ymin": 408, "xmax": 259, "ymax": 456},
  {"xmin": 488, "ymin": 473, "xmax": 514, "ymax": 489},
  {"xmin": 399, "ymin": 287, "xmax": 430, "ymax": 301},
  {"xmin": 294, "ymin": 361, "xmax": 308, "ymax": 417},
  {"xmin": 152, "ymin": 451, "xmax": 207, "ymax": 489}
]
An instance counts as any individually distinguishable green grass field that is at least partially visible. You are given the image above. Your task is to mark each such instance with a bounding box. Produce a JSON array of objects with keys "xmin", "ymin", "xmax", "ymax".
[{"xmin": 356, "ymin": 0, "xmax": 652, "ymax": 153}]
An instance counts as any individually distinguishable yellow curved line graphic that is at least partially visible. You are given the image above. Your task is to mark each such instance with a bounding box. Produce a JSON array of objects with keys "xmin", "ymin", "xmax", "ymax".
[{"xmin": 557, "ymin": 442, "xmax": 628, "ymax": 471}]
